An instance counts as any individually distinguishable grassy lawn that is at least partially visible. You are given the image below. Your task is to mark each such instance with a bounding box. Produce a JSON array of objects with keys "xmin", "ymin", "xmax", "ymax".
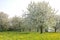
[{"xmin": 0, "ymin": 32, "xmax": 60, "ymax": 40}]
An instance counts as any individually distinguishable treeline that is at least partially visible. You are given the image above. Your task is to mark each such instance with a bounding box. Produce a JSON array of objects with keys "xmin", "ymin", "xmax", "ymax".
[{"xmin": 0, "ymin": 1, "xmax": 60, "ymax": 33}]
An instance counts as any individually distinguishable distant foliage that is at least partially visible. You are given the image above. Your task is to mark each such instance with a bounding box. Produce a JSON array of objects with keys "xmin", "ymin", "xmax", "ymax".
[{"xmin": 0, "ymin": 1, "xmax": 59, "ymax": 33}]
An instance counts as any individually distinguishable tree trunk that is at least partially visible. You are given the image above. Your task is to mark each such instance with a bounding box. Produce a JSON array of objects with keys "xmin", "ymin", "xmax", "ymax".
[
  {"xmin": 29, "ymin": 28, "xmax": 31, "ymax": 32},
  {"xmin": 55, "ymin": 27, "xmax": 57, "ymax": 32},
  {"xmin": 37, "ymin": 27, "xmax": 39, "ymax": 32},
  {"xmin": 40, "ymin": 26, "xmax": 43, "ymax": 34}
]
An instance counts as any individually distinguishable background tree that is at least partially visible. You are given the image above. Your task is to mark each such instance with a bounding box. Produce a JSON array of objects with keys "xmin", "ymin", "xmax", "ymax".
[
  {"xmin": 0, "ymin": 12, "xmax": 8, "ymax": 31},
  {"xmin": 53, "ymin": 15, "xmax": 60, "ymax": 32},
  {"xmin": 8, "ymin": 16, "xmax": 22, "ymax": 31}
]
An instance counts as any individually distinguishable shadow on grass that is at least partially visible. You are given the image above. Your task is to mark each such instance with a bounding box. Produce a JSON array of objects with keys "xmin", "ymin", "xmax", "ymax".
[{"xmin": 19, "ymin": 32, "xmax": 30, "ymax": 34}]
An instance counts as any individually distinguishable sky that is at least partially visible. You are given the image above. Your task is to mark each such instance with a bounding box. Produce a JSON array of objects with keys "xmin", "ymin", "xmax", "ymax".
[{"xmin": 0, "ymin": 0, "xmax": 60, "ymax": 17}]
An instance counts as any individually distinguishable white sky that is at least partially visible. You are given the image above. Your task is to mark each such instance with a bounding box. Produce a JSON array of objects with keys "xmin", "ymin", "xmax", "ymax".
[{"xmin": 0, "ymin": 0, "xmax": 60, "ymax": 17}]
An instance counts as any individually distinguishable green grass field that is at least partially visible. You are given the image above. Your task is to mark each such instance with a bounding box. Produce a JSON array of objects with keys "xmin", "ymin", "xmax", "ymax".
[{"xmin": 0, "ymin": 32, "xmax": 60, "ymax": 40}]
